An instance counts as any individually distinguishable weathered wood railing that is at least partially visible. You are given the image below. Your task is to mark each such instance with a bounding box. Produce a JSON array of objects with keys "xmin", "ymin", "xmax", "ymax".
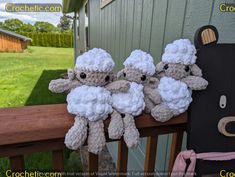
[{"xmin": 0, "ymin": 104, "xmax": 187, "ymax": 177}]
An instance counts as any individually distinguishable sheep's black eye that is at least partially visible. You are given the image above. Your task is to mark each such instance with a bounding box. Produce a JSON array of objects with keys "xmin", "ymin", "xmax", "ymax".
[
  {"xmin": 141, "ymin": 75, "xmax": 146, "ymax": 81},
  {"xmin": 121, "ymin": 113, "xmax": 125, "ymax": 118},
  {"xmin": 185, "ymin": 66, "xmax": 190, "ymax": 72},
  {"xmin": 80, "ymin": 72, "xmax": 86, "ymax": 79},
  {"xmin": 105, "ymin": 75, "xmax": 110, "ymax": 82},
  {"xmin": 123, "ymin": 72, "xmax": 126, "ymax": 77},
  {"xmin": 164, "ymin": 64, "xmax": 168, "ymax": 70}
]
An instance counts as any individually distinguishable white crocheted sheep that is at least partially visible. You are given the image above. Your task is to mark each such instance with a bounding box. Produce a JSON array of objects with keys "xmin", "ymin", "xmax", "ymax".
[
  {"xmin": 49, "ymin": 48, "xmax": 130, "ymax": 154},
  {"xmin": 108, "ymin": 50, "xmax": 159, "ymax": 148},
  {"xmin": 151, "ymin": 39, "xmax": 208, "ymax": 122}
]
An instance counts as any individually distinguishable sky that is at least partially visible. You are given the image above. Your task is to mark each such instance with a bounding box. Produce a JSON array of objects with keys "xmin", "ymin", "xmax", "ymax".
[{"xmin": 0, "ymin": 0, "xmax": 64, "ymax": 26}]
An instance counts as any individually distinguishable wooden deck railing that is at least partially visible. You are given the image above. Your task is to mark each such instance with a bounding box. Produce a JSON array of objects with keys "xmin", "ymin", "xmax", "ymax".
[{"xmin": 0, "ymin": 104, "xmax": 187, "ymax": 177}]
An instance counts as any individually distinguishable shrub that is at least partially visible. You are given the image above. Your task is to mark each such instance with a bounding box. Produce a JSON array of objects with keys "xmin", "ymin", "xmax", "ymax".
[{"xmin": 17, "ymin": 32, "xmax": 73, "ymax": 48}]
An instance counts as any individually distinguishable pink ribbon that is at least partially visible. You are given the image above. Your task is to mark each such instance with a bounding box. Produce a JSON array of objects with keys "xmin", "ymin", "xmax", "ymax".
[{"xmin": 171, "ymin": 150, "xmax": 235, "ymax": 177}]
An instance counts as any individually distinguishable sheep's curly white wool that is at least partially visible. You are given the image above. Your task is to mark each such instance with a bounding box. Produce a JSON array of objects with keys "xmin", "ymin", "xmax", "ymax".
[
  {"xmin": 124, "ymin": 49, "xmax": 155, "ymax": 75},
  {"xmin": 67, "ymin": 85, "xmax": 113, "ymax": 121},
  {"xmin": 112, "ymin": 82, "xmax": 145, "ymax": 116},
  {"xmin": 162, "ymin": 39, "xmax": 197, "ymax": 65},
  {"xmin": 75, "ymin": 48, "xmax": 115, "ymax": 72},
  {"xmin": 157, "ymin": 77, "xmax": 192, "ymax": 115}
]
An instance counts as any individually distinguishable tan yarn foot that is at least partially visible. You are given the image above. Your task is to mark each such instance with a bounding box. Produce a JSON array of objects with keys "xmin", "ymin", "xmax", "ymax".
[
  {"xmin": 123, "ymin": 114, "xmax": 139, "ymax": 148},
  {"xmin": 88, "ymin": 120, "xmax": 106, "ymax": 154},
  {"xmin": 144, "ymin": 96, "xmax": 155, "ymax": 114},
  {"xmin": 151, "ymin": 104, "xmax": 174, "ymax": 122},
  {"xmin": 108, "ymin": 110, "xmax": 124, "ymax": 139},
  {"xmin": 64, "ymin": 116, "xmax": 88, "ymax": 150}
]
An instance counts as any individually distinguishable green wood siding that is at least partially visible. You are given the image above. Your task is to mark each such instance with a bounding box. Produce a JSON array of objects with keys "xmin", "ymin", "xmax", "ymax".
[{"xmin": 88, "ymin": 0, "xmax": 235, "ymax": 173}]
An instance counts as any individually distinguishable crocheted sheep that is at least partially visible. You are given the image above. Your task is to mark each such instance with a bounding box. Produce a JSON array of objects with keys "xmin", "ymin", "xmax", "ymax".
[
  {"xmin": 108, "ymin": 50, "xmax": 160, "ymax": 148},
  {"xmin": 49, "ymin": 48, "xmax": 130, "ymax": 154},
  {"xmin": 151, "ymin": 39, "xmax": 208, "ymax": 122}
]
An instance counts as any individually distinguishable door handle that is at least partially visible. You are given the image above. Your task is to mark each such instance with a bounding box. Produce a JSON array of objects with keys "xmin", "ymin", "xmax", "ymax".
[{"xmin": 218, "ymin": 116, "xmax": 235, "ymax": 137}]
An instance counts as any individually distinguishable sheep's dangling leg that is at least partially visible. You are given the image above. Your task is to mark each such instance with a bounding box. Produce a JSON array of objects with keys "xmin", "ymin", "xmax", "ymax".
[
  {"xmin": 108, "ymin": 110, "xmax": 124, "ymax": 139},
  {"xmin": 123, "ymin": 114, "xmax": 139, "ymax": 148},
  {"xmin": 88, "ymin": 120, "xmax": 106, "ymax": 154},
  {"xmin": 151, "ymin": 104, "xmax": 174, "ymax": 122},
  {"xmin": 64, "ymin": 116, "xmax": 88, "ymax": 150},
  {"xmin": 144, "ymin": 96, "xmax": 155, "ymax": 113}
]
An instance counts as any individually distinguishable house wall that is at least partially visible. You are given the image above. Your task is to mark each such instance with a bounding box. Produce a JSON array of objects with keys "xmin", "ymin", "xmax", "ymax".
[
  {"xmin": 88, "ymin": 0, "xmax": 235, "ymax": 173},
  {"xmin": 0, "ymin": 33, "xmax": 23, "ymax": 52}
]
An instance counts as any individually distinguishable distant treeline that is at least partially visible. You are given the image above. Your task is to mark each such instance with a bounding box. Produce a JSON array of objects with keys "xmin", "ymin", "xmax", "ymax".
[{"xmin": 18, "ymin": 32, "xmax": 73, "ymax": 48}]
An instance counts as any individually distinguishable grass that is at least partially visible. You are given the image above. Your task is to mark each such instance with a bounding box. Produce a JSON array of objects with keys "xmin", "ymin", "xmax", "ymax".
[
  {"xmin": 0, "ymin": 46, "xmax": 73, "ymax": 107},
  {"xmin": 0, "ymin": 46, "xmax": 83, "ymax": 175}
]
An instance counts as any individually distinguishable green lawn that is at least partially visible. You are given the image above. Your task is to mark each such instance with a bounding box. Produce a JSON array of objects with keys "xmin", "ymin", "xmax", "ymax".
[
  {"xmin": 0, "ymin": 46, "xmax": 74, "ymax": 107},
  {"xmin": 0, "ymin": 46, "xmax": 82, "ymax": 175}
]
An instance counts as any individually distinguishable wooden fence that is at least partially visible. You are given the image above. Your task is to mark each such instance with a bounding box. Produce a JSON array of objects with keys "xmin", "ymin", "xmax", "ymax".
[{"xmin": 0, "ymin": 104, "xmax": 186, "ymax": 177}]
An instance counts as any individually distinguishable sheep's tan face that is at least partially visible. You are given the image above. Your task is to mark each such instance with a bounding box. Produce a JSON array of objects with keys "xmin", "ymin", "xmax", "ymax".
[
  {"xmin": 74, "ymin": 69, "xmax": 114, "ymax": 86},
  {"xmin": 122, "ymin": 67, "xmax": 150, "ymax": 84},
  {"xmin": 157, "ymin": 63, "xmax": 191, "ymax": 80}
]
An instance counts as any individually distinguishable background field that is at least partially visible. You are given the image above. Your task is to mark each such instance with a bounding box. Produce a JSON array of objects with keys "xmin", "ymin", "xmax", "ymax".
[
  {"xmin": 0, "ymin": 46, "xmax": 73, "ymax": 107},
  {"xmin": 0, "ymin": 46, "xmax": 82, "ymax": 174}
]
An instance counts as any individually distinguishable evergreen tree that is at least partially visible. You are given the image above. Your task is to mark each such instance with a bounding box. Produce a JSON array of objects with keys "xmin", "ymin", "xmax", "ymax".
[{"xmin": 57, "ymin": 15, "xmax": 71, "ymax": 32}]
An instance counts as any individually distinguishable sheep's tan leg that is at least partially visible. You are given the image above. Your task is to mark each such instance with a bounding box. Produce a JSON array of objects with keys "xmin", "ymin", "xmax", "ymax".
[
  {"xmin": 123, "ymin": 114, "xmax": 139, "ymax": 148},
  {"xmin": 144, "ymin": 86, "xmax": 161, "ymax": 105},
  {"xmin": 151, "ymin": 104, "xmax": 174, "ymax": 122},
  {"xmin": 88, "ymin": 120, "xmax": 106, "ymax": 154},
  {"xmin": 64, "ymin": 116, "xmax": 88, "ymax": 150},
  {"xmin": 144, "ymin": 96, "xmax": 155, "ymax": 113},
  {"xmin": 108, "ymin": 110, "xmax": 124, "ymax": 139}
]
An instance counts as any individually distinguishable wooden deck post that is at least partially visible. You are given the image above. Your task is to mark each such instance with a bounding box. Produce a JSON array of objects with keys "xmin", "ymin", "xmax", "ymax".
[
  {"xmin": 89, "ymin": 152, "xmax": 98, "ymax": 177},
  {"xmin": 117, "ymin": 139, "xmax": 128, "ymax": 177},
  {"xmin": 10, "ymin": 155, "xmax": 25, "ymax": 171},
  {"xmin": 168, "ymin": 131, "xmax": 184, "ymax": 173},
  {"xmin": 144, "ymin": 136, "xmax": 158, "ymax": 177},
  {"xmin": 52, "ymin": 149, "xmax": 64, "ymax": 172}
]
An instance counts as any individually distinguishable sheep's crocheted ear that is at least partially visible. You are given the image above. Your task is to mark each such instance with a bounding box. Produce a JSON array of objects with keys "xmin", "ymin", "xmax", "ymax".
[
  {"xmin": 156, "ymin": 62, "xmax": 164, "ymax": 73},
  {"xmin": 194, "ymin": 25, "xmax": 219, "ymax": 49},
  {"xmin": 117, "ymin": 69, "xmax": 124, "ymax": 78},
  {"xmin": 67, "ymin": 69, "xmax": 75, "ymax": 80}
]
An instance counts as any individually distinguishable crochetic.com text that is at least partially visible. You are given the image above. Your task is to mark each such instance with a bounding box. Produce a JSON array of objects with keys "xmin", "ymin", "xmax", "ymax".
[
  {"xmin": 5, "ymin": 170, "xmax": 62, "ymax": 177},
  {"xmin": 220, "ymin": 170, "xmax": 235, "ymax": 177},
  {"xmin": 5, "ymin": 3, "xmax": 62, "ymax": 12},
  {"xmin": 220, "ymin": 3, "xmax": 235, "ymax": 12}
]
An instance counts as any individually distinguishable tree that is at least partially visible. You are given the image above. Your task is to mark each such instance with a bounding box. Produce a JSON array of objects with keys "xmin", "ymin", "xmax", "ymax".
[
  {"xmin": 34, "ymin": 21, "xmax": 58, "ymax": 33},
  {"xmin": 57, "ymin": 15, "xmax": 71, "ymax": 32},
  {"xmin": 3, "ymin": 19, "xmax": 23, "ymax": 32},
  {"xmin": 0, "ymin": 22, "xmax": 3, "ymax": 28},
  {"xmin": 38, "ymin": 33, "xmax": 43, "ymax": 46},
  {"xmin": 32, "ymin": 33, "xmax": 38, "ymax": 46},
  {"xmin": 21, "ymin": 24, "xmax": 36, "ymax": 32}
]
